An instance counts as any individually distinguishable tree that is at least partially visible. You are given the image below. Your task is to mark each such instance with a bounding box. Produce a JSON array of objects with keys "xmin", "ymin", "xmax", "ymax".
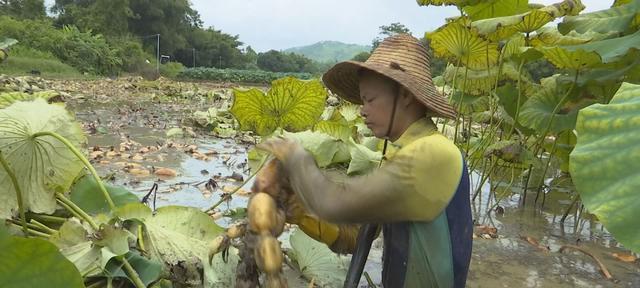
[
  {"xmin": 53, "ymin": 0, "xmax": 132, "ymax": 37},
  {"xmin": 372, "ymin": 22, "xmax": 411, "ymax": 49},
  {"xmin": 0, "ymin": 0, "xmax": 46, "ymax": 19},
  {"xmin": 257, "ymin": 50, "xmax": 318, "ymax": 73},
  {"xmin": 351, "ymin": 51, "xmax": 370, "ymax": 62}
]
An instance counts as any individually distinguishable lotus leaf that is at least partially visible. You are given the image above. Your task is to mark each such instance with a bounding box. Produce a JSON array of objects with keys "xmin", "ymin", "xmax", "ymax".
[
  {"xmin": 570, "ymin": 82, "xmax": 640, "ymax": 253},
  {"xmin": 0, "ymin": 99, "xmax": 85, "ymax": 219},
  {"xmin": 426, "ymin": 21, "xmax": 499, "ymax": 69},
  {"xmin": 0, "ymin": 231, "xmax": 84, "ymax": 288},
  {"xmin": 289, "ymin": 229, "xmax": 348, "ymax": 287},
  {"xmin": 231, "ymin": 77, "xmax": 327, "ymax": 136}
]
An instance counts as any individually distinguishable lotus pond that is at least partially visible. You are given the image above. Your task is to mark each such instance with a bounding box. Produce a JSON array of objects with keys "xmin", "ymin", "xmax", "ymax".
[{"xmin": 4, "ymin": 76, "xmax": 626, "ymax": 287}]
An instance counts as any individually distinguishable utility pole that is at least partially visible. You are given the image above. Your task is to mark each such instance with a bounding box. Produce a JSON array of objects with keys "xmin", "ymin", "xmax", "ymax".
[
  {"xmin": 156, "ymin": 34, "xmax": 160, "ymax": 74},
  {"xmin": 219, "ymin": 56, "xmax": 222, "ymax": 68},
  {"xmin": 192, "ymin": 48, "xmax": 196, "ymax": 68}
]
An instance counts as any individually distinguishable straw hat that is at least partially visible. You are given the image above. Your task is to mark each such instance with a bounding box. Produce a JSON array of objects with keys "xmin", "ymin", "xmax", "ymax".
[{"xmin": 322, "ymin": 34, "xmax": 456, "ymax": 119}]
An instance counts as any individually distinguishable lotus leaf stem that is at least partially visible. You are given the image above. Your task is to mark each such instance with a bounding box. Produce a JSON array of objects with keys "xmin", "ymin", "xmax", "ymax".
[
  {"xmin": 56, "ymin": 193, "xmax": 99, "ymax": 231},
  {"xmin": 31, "ymin": 131, "xmax": 116, "ymax": 211},
  {"xmin": 29, "ymin": 219, "xmax": 57, "ymax": 234},
  {"xmin": 0, "ymin": 151, "xmax": 28, "ymax": 236},
  {"xmin": 7, "ymin": 223, "xmax": 49, "ymax": 238},
  {"xmin": 118, "ymin": 255, "xmax": 146, "ymax": 288}
]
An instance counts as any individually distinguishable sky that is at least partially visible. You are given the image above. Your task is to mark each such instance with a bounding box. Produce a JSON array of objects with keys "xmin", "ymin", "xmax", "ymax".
[{"xmin": 44, "ymin": 0, "xmax": 614, "ymax": 52}]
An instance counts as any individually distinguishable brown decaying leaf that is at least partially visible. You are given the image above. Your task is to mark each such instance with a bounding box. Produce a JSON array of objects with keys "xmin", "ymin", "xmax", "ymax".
[
  {"xmin": 154, "ymin": 167, "xmax": 177, "ymax": 177},
  {"xmin": 611, "ymin": 253, "xmax": 637, "ymax": 263}
]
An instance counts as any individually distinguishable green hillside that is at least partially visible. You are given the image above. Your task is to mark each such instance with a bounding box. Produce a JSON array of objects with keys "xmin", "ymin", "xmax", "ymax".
[{"xmin": 284, "ymin": 40, "xmax": 371, "ymax": 63}]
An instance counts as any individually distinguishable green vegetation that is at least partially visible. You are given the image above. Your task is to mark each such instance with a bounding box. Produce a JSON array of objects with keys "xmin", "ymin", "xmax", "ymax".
[
  {"xmin": 283, "ymin": 40, "xmax": 371, "ymax": 63},
  {"xmin": 178, "ymin": 67, "xmax": 312, "ymax": 84},
  {"xmin": 418, "ymin": 0, "xmax": 640, "ymax": 253}
]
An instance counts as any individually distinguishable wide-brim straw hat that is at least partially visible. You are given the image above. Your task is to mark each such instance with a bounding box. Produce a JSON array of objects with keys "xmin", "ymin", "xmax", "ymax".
[{"xmin": 322, "ymin": 34, "xmax": 456, "ymax": 119}]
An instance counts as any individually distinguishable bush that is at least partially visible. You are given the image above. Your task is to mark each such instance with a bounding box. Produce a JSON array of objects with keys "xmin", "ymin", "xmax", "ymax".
[
  {"xmin": 160, "ymin": 62, "xmax": 185, "ymax": 78},
  {"xmin": 108, "ymin": 37, "xmax": 152, "ymax": 74},
  {"xmin": 0, "ymin": 16, "xmax": 120, "ymax": 75},
  {"xmin": 178, "ymin": 67, "xmax": 313, "ymax": 84}
]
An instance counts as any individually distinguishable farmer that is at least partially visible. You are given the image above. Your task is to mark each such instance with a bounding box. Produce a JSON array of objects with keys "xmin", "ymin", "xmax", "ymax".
[{"xmin": 258, "ymin": 34, "xmax": 472, "ymax": 288}]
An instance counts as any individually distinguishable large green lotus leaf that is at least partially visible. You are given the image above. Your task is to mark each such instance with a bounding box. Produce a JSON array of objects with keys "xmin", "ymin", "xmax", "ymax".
[
  {"xmin": 114, "ymin": 202, "xmax": 153, "ymax": 221},
  {"xmin": 529, "ymin": 27, "xmax": 617, "ymax": 47},
  {"xmin": 538, "ymin": 30, "xmax": 640, "ymax": 70},
  {"xmin": 518, "ymin": 76, "xmax": 596, "ymax": 133},
  {"xmin": 283, "ymin": 130, "xmax": 345, "ymax": 168},
  {"xmin": 426, "ymin": 21, "xmax": 499, "ymax": 70},
  {"xmin": 289, "ymin": 229, "xmax": 348, "ymax": 287},
  {"xmin": 347, "ymin": 139, "xmax": 382, "ymax": 175},
  {"xmin": 70, "ymin": 175, "xmax": 140, "ymax": 215},
  {"xmin": 103, "ymin": 251, "xmax": 162, "ymax": 286},
  {"xmin": 0, "ymin": 99, "xmax": 86, "ymax": 219},
  {"xmin": 570, "ymin": 82, "xmax": 640, "ymax": 253},
  {"xmin": 0, "ymin": 91, "xmax": 60, "ymax": 109},
  {"xmin": 471, "ymin": 0, "xmax": 584, "ymax": 40},
  {"xmin": 558, "ymin": 0, "xmax": 640, "ymax": 34},
  {"xmin": 450, "ymin": 92, "xmax": 491, "ymax": 114},
  {"xmin": 462, "ymin": 0, "xmax": 530, "ymax": 21},
  {"xmin": 143, "ymin": 206, "xmax": 237, "ymax": 287},
  {"xmin": 0, "ymin": 234, "xmax": 84, "ymax": 288},
  {"xmin": 230, "ymin": 77, "xmax": 327, "ymax": 136}
]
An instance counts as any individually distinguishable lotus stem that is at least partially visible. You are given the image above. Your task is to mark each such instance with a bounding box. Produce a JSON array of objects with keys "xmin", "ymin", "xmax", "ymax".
[
  {"xmin": 205, "ymin": 154, "xmax": 269, "ymax": 213},
  {"xmin": 29, "ymin": 214, "xmax": 67, "ymax": 224},
  {"xmin": 29, "ymin": 219, "xmax": 57, "ymax": 235},
  {"xmin": 534, "ymin": 139, "xmax": 558, "ymax": 206},
  {"xmin": 56, "ymin": 193, "xmax": 98, "ymax": 231},
  {"xmin": 531, "ymin": 70, "xmax": 579, "ymax": 155},
  {"xmin": 118, "ymin": 256, "xmax": 146, "ymax": 288},
  {"xmin": 31, "ymin": 131, "xmax": 116, "ymax": 211},
  {"xmin": 7, "ymin": 219, "xmax": 52, "ymax": 235},
  {"xmin": 0, "ymin": 151, "xmax": 28, "ymax": 236},
  {"xmin": 137, "ymin": 224, "xmax": 146, "ymax": 253},
  {"xmin": 7, "ymin": 223, "xmax": 50, "ymax": 238},
  {"xmin": 507, "ymin": 59, "xmax": 526, "ymax": 139},
  {"xmin": 560, "ymin": 195, "xmax": 579, "ymax": 224}
]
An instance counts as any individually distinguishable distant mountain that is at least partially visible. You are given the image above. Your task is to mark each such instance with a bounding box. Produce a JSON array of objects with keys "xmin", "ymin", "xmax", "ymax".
[{"xmin": 283, "ymin": 41, "xmax": 371, "ymax": 63}]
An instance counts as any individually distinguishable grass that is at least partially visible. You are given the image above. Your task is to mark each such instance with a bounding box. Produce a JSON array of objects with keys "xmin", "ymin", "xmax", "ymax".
[{"xmin": 0, "ymin": 45, "xmax": 82, "ymax": 79}]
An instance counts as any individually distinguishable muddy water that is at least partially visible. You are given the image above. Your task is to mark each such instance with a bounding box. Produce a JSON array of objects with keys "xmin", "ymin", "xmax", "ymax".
[{"xmin": 64, "ymin": 81, "xmax": 639, "ymax": 288}]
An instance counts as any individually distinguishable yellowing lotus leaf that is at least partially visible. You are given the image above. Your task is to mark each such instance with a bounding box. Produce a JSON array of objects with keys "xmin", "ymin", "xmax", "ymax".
[
  {"xmin": 443, "ymin": 62, "xmax": 531, "ymax": 95},
  {"xmin": 570, "ymin": 82, "xmax": 640, "ymax": 253},
  {"xmin": 529, "ymin": 26, "xmax": 618, "ymax": 47},
  {"xmin": 559, "ymin": 0, "xmax": 640, "ymax": 34},
  {"xmin": 462, "ymin": 0, "xmax": 531, "ymax": 21},
  {"xmin": 538, "ymin": 29, "xmax": 640, "ymax": 70},
  {"xmin": 471, "ymin": 0, "xmax": 584, "ymax": 40},
  {"xmin": 426, "ymin": 21, "xmax": 499, "ymax": 69},
  {"xmin": 230, "ymin": 77, "xmax": 327, "ymax": 136},
  {"xmin": 416, "ymin": 0, "xmax": 482, "ymax": 6},
  {"xmin": 0, "ymin": 99, "xmax": 86, "ymax": 219}
]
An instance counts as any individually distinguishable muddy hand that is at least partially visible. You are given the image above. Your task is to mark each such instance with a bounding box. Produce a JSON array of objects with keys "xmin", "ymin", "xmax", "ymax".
[{"xmin": 256, "ymin": 137, "xmax": 301, "ymax": 163}]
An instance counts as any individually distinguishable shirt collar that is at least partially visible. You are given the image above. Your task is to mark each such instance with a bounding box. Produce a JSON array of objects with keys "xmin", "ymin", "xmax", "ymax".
[{"xmin": 391, "ymin": 118, "xmax": 438, "ymax": 149}]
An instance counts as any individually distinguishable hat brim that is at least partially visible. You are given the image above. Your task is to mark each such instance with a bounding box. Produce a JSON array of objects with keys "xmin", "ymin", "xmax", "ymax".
[{"xmin": 322, "ymin": 61, "xmax": 457, "ymax": 119}]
